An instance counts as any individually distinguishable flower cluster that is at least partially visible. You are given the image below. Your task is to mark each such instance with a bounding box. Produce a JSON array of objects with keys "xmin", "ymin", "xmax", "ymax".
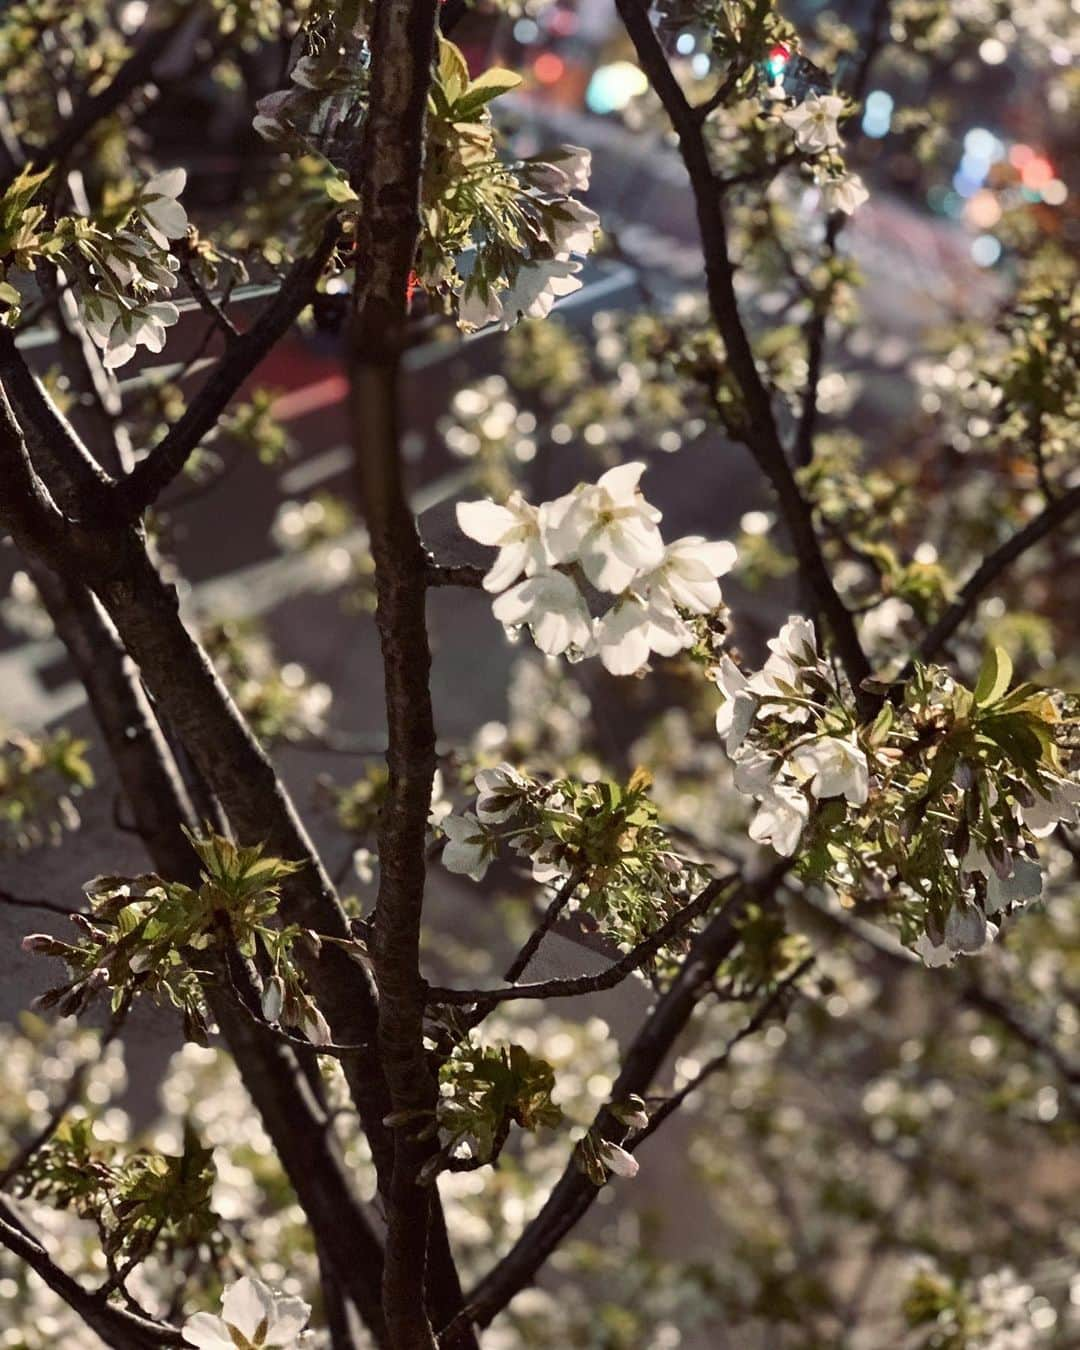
[
  {"xmin": 252, "ymin": 26, "xmax": 599, "ymax": 330},
  {"xmin": 75, "ymin": 169, "xmax": 189, "ymax": 368},
  {"xmin": 429, "ymin": 1040, "xmax": 563, "ymax": 1175},
  {"xmin": 457, "ymin": 462, "xmax": 735, "ymax": 675},
  {"xmin": 714, "ymin": 631, "xmax": 1079, "ymax": 967},
  {"xmin": 779, "ymin": 90, "xmax": 868, "ymax": 216},
  {"xmin": 19, "ymin": 1118, "xmax": 218, "ymax": 1277},
  {"xmin": 422, "ymin": 39, "xmax": 599, "ymax": 330},
  {"xmin": 0, "ymin": 161, "xmax": 189, "ymax": 363}
]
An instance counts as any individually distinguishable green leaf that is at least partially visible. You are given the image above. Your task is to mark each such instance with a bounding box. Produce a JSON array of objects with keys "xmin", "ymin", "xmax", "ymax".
[
  {"xmin": 437, "ymin": 36, "xmax": 470, "ymax": 103},
  {"xmin": 973, "ymin": 645, "xmax": 1012, "ymax": 707},
  {"xmin": 866, "ymin": 702, "xmax": 894, "ymax": 748},
  {"xmin": 455, "ymin": 67, "xmax": 523, "ymax": 117},
  {"xmin": 978, "ymin": 714, "xmax": 1045, "ymax": 771},
  {"xmin": 0, "ymin": 280, "xmax": 20, "ymax": 306},
  {"xmin": 325, "ymin": 176, "xmax": 358, "ymax": 204}
]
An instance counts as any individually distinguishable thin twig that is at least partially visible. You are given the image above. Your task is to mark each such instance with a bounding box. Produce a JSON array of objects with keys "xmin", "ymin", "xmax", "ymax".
[
  {"xmin": 0, "ymin": 1197, "xmax": 183, "ymax": 1348},
  {"xmin": 612, "ymin": 0, "xmax": 873, "ymax": 711},
  {"xmin": 502, "ymin": 869, "xmax": 584, "ymax": 984},
  {"xmin": 632, "ymin": 957, "xmax": 814, "ymax": 1144},
  {"xmin": 426, "ymin": 874, "xmax": 733, "ymax": 1008},
  {"xmin": 176, "ymin": 244, "xmax": 240, "ymax": 342},
  {"xmin": 905, "ymin": 482, "xmax": 1080, "ymax": 672}
]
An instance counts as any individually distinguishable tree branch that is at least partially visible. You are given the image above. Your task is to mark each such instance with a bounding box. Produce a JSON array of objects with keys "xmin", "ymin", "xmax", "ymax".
[
  {"xmin": 427, "ymin": 874, "xmax": 733, "ymax": 1008},
  {"xmin": 793, "ymin": 0, "xmax": 892, "ymax": 469},
  {"xmin": 0, "ymin": 1197, "xmax": 183, "ymax": 1348},
  {"xmin": 175, "ymin": 241, "xmax": 240, "ymax": 342},
  {"xmin": 423, "ymin": 560, "xmax": 487, "ymax": 589},
  {"xmin": 907, "ymin": 483, "xmax": 1080, "ymax": 671},
  {"xmin": 501, "ymin": 870, "xmax": 584, "ymax": 985},
  {"xmin": 451, "ymin": 860, "xmax": 789, "ymax": 1334},
  {"xmin": 0, "ymin": 886, "xmax": 78, "ymax": 918},
  {"xmin": 612, "ymin": 0, "xmax": 873, "ymax": 710},
  {"xmin": 18, "ymin": 557, "xmax": 388, "ymax": 1345},
  {"xmin": 110, "ymin": 222, "xmax": 339, "ymax": 519},
  {"xmin": 345, "ymin": 0, "xmax": 471, "ymax": 1341},
  {"xmin": 3, "ymin": 165, "xmax": 468, "ymax": 1350},
  {"xmin": 632, "ymin": 956, "xmax": 814, "ymax": 1144}
]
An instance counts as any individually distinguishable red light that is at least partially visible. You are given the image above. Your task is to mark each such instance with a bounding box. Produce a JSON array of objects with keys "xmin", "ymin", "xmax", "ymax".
[
  {"xmin": 533, "ymin": 52, "xmax": 565, "ymax": 85},
  {"xmin": 1009, "ymin": 143, "xmax": 1034, "ymax": 169},
  {"xmin": 1021, "ymin": 156, "xmax": 1053, "ymax": 189},
  {"xmin": 765, "ymin": 44, "xmax": 790, "ymax": 80}
]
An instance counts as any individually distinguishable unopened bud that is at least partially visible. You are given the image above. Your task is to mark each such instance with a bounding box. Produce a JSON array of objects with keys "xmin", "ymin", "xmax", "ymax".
[
  {"xmin": 261, "ymin": 975, "xmax": 285, "ymax": 1023},
  {"xmin": 600, "ymin": 1140, "xmax": 640, "ymax": 1178}
]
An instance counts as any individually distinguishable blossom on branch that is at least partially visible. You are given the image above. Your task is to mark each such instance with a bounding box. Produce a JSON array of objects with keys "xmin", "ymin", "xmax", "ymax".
[
  {"xmin": 458, "ymin": 463, "xmax": 734, "ymax": 676},
  {"xmin": 544, "ymin": 462, "xmax": 665, "ymax": 593},
  {"xmin": 441, "ymin": 812, "xmax": 494, "ymax": 881},
  {"xmin": 820, "ymin": 170, "xmax": 869, "ymax": 215},
  {"xmin": 782, "ymin": 93, "xmax": 846, "ymax": 153},
  {"xmin": 456, "ymin": 493, "xmax": 548, "ymax": 592},
  {"xmin": 135, "ymin": 168, "xmax": 189, "ymax": 249},
  {"xmin": 182, "ymin": 1275, "xmax": 310, "ymax": 1349},
  {"xmin": 789, "ymin": 734, "xmax": 869, "ymax": 805}
]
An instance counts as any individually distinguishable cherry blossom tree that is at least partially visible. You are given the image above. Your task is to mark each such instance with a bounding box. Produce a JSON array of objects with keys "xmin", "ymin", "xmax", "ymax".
[{"xmin": 0, "ymin": 1, "xmax": 1077, "ymax": 1348}]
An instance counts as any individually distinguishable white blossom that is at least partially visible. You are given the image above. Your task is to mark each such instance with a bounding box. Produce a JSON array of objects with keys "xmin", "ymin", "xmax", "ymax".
[
  {"xmin": 731, "ymin": 749, "xmax": 778, "ymax": 797},
  {"xmin": 301, "ymin": 1006, "xmax": 332, "ymax": 1046},
  {"xmin": 260, "ymin": 976, "xmax": 284, "ymax": 1024},
  {"xmin": 492, "ymin": 569, "xmax": 593, "ymax": 657},
  {"xmin": 455, "ymin": 493, "xmax": 548, "ymax": 592},
  {"xmin": 136, "ymin": 168, "xmax": 188, "ymax": 249},
  {"xmin": 498, "ymin": 258, "xmax": 583, "ymax": 326},
  {"xmin": 80, "ymin": 293, "xmax": 180, "ymax": 369},
  {"xmin": 820, "ymin": 171, "xmax": 869, "ymax": 215},
  {"xmin": 944, "ymin": 903, "xmax": 994, "ymax": 955},
  {"xmin": 789, "ymin": 735, "xmax": 869, "ymax": 805},
  {"xmin": 593, "ymin": 595, "xmax": 693, "ymax": 676},
  {"xmin": 747, "ymin": 615, "xmax": 820, "ymax": 721},
  {"xmin": 544, "ymin": 462, "xmax": 665, "ymax": 593},
  {"xmin": 781, "ymin": 93, "xmax": 846, "ymax": 153},
  {"xmin": 1018, "ymin": 776, "xmax": 1080, "ymax": 836},
  {"xmin": 715, "ymin": 656, "xmax": 756, "ymax": 755},
  {"xmin": 641, "ymin": 535, "xmax": 736, "ymax": 615},
  {"xmin": 964, "ymin": 847, "xmax": 1043, "ymax": 914},
  {"xmin": 429, "ymin": 769, "xmax": 452, "ymax": 827},
  {"xmin": 253, "ymin": 90, "xmax": 292, "ymax": 141},
  {"xmin": 748, "ymin": 783, "xmax": 809, "ymax": 856},
  {"xmin": 352, "ymin": 847, "xmax": 375, "ymax": 883},
  {"xmin": 474, "ymin": 764, "xmax": 528, "ymax": 824},
  {"xmin": 549, "ymin": 199, "xmax": 601, "ymax": 256},
  {"xmin": 914, "ymin": 932, "xmax": 956, "ymax": 968},
  {"xmin": 182, "ymin": 1275, "xmax": 310, "ymax": 1350},
  {"xmin": 441, "ymin": 813, "xmax": 492, "ymax": 881},
  {"xmin": 531, "ymin": 144, "xmax": 592, "ymax": 192}
]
